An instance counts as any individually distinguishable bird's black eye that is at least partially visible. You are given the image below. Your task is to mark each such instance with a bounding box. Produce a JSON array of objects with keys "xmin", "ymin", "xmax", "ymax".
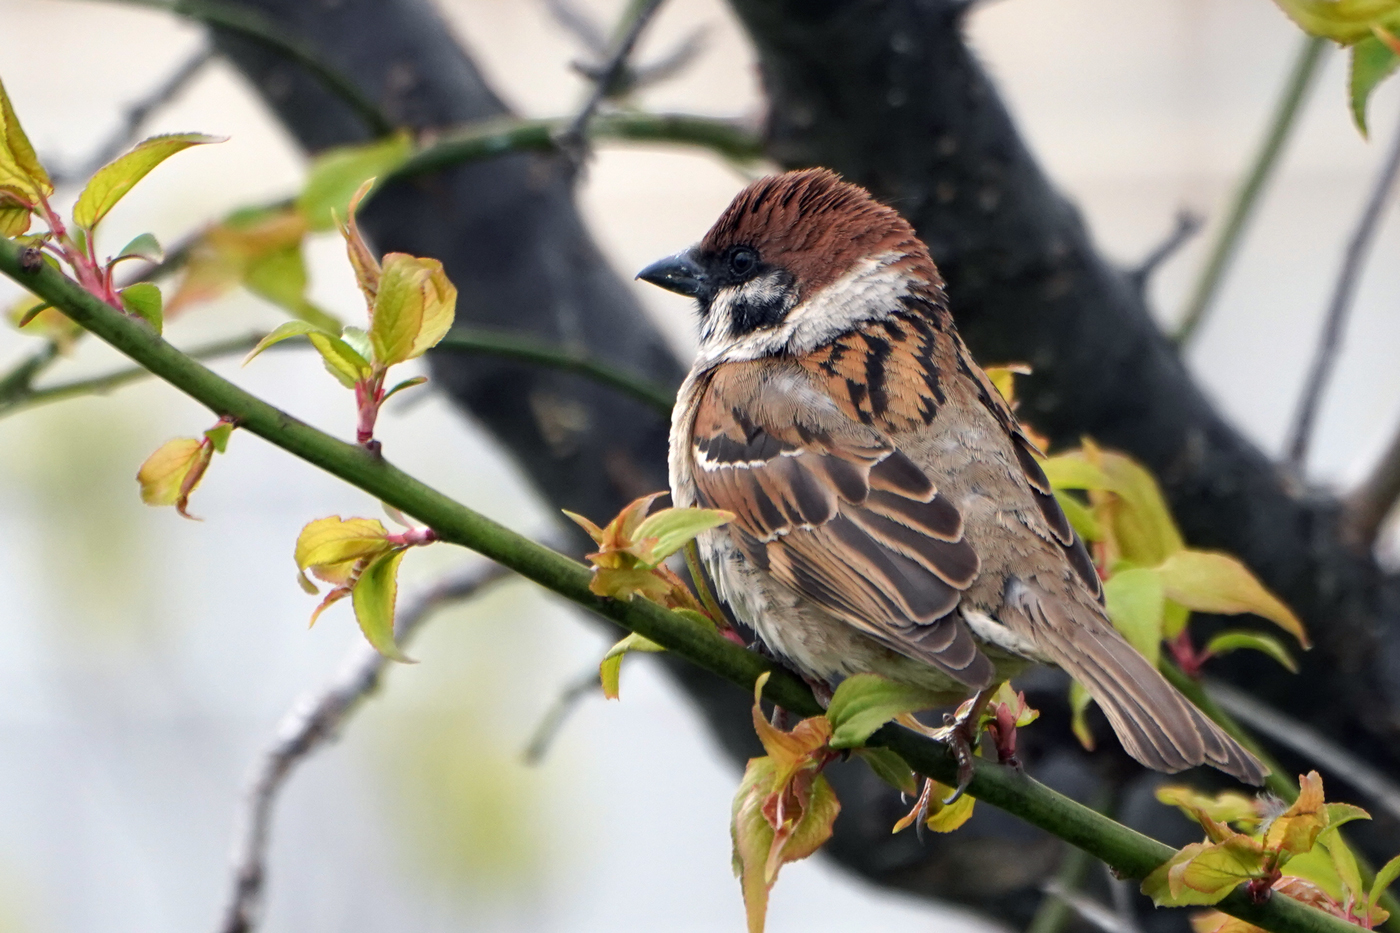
[{"xmin": 727, "ymin": 246, "xmax": 759, "ymax": 279}]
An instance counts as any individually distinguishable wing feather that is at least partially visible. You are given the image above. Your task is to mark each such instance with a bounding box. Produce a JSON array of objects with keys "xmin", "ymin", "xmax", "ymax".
[{"xmin": 692, "ymin": 363, "xmax": 993, "ymax": 689}]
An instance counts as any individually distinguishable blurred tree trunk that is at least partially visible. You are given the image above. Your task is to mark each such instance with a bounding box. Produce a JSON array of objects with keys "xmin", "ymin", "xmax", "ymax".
[{"xmin": 208, "ymin": 1, "xmax": 1400, "ymax": 930}]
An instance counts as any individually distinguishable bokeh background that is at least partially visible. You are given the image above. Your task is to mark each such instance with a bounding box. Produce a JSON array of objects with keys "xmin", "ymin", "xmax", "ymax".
[{"xmin": 0, "ymin": 1, "xmax": 1397, "ymax": 930}]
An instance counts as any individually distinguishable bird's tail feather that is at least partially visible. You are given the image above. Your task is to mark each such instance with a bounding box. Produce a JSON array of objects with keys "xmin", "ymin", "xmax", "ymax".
[{"xmin": 1002, "ymin": 579, "xmax": 1267, "ymax": 785}]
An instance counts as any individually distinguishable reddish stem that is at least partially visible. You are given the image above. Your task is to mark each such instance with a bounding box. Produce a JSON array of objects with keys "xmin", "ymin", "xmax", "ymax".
[{"xmin": 354, "ymin": 370, "xmax": 387, "ymax": 446}]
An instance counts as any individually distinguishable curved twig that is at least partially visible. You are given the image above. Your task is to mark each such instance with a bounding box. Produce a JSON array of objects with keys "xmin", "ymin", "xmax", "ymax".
[
  {"xmin": 1286, "ymin": 108, "xmax": 1400, "ymax": 470},
  {"xmin": 101, "ymin": 0, "xmax": 393, "ymax": 137},
  {"xmin": 1175, "ymin": 36, "xmax": 1327, "ymax": 345},
  {"xmin": 217, "ymin": 562, "xmax": 513, "ymax": 933}
]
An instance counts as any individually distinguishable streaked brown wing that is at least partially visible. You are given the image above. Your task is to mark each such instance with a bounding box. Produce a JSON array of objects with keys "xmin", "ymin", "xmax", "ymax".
[{"xmin": 690, "ymin": 363, "xmax": 994, "ymax": 689}]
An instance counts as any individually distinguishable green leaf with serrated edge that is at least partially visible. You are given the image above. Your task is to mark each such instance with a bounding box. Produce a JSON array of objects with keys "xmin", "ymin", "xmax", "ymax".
[
  {"xmin": 382, "ymin": 375, "xmax": 428, "ymax": 402},
  {"xmin": 1069, "ymin": 680, "xmax": 1096, "ymax": 750},
  {"xmin": 1351, "ymin": 36, "xmax": 1400, "ymax": 134},
  {"xmin": 296, "ymin": 132, "xmax": 412, "ymax": 231},
  {"xmin": 1156, "ymin": 549, "xmax": 1309, "ymax": 646},
  {"xmin": 851, "ymin": 747, "xmax": 918, "ymax": 795},
  {"xmin": 351, "ymin": 548, "xmax": 414, "ymax": 662},
  {"xmin": 1178, "ymin": 836, "xmax": 1270, "ymax": 903},
  {"xmin": 1324, "ymin": 802, "xmax": 1371, "ymax": 834},
  {"xmin": 1142, "ymin": 844, "xmax": 1213, "ymax": 906},
  {"xmin": 294, "ymin": 515, "xmax": 392, "ymax": 572},
  {"xmin": 732, "ymin": 756, "xmax": 778, "ymax": 933},
  {"xmin": 1204, "ymin": 629, "xmax": 1297, "ymax": 672},
  {"xmin": 243, "ymin": 320, "xmax": 328, "ymax": 364},
  {"xmin": 1369, "ymin": 854, "xmax": 1400, "ymax": 909},
  {"xmin": 0, "ymin": 76, "xmax": 52, "ymax": 202},
  {"xmin": 370, "ymin": 254, "xmax": 457, "ymax": 365},
  {"xmin": 1103, "ymin": 566, "xmax": 1165, "ymax": 665},
  {"xmin": 1054, "ymin": 489, "xmax": 1102, "ymax": 541},
  {"xmin": 203, "ymin": 422, "xmax": 234, "ymax": 454},
  {"xmin": 1162, "ymin": 598, "xmax": 1191, "ymax": 639},
  {"xmin": 598, "ymin": 631, "xmax": 665, "ymax": 699},
  {"xmin": 632, "ymin": 507, "xmax": 735, "ymax": 567},
  {"xmin": 115, "ymin": 232, "xmax": 163, "ymax": 264},
  {"xmin": 1321, "ymin": 831, "xmax": 1365, "ymax": 904},
  {"xmin": 73, "ymin": 133, "xmax": 221, "ymax": 230},
  {"xmin": 119, "ymin": 282, "xmax": 163, "ymax": 333},
  {"xmin": 0, "ymin": 202, "xmax": 30, "ymax": 236},
  {"xmin": 136, "ymin": 438, "xmax": 204, "ymax": 506},
  {"xmin": 1155, "ymin": 785, "xmax": 1260, "ymax": 828},
  {"xmin": 826, "ymin": 673, "xmax": 947, "ymax": 748},
  {"xmin": 307, "ymin": 331, "xmax": 372, "ymax": 388}
]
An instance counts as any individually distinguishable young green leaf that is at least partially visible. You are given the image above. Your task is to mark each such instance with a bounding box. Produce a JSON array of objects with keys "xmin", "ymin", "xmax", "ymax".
[
  {"xmin": 1155, "ymin": 785, "xmax": 1261, "ymax": 829},
  {"xmin": 307, "ymin": 331, "xmax": 373, "ymax": 388},
  {"xmin": 136, "ymin": 436, "xmax": 214, "ymax": 519},
  {"xmin": 339, "ymin": 180, "xmax": 381, "ymax": 304},
  {"xmin": 114, "ymin": 232, "xmax": 164, "ymax": 264},
  {"xmin": 851, "ymin": 747, "xmax": 918, "ymax": 796},
  {"xmin": 381, "ymin": 375, "xmax": 428, "ymax": 403},
  {"xmin": 351, "ymin": 548, "xmax": 415, "ymax": 663},
  {"xmin": 294, "ymin": 515, "xmax": 393, "ymax": 578},
  {"xmin": 204, "ymin": 421, "xmax": 234, "ymax": 454},
  {"xmin": 72, "ymin": 133, "xmax": 222, "ymax": 230},
  {"xmin": 1103, "ymin": 566, "xmax": 1165, "ymax": 665},
  {"xmin": 1350, "ymin": 35, "xmax": 1400, "ymax": 134},
  {"xmin": 1069, "ymin": 680, "xmax": 1096, "ymax": 750},
  {"xmin": 243, "ymin": 320, "xmax": 330, "ymax": 364},
  {"xmin": 630, "ymin": 506, "xmax": 734, "ymax": 567},
  {"xmin": 1369, "ymin": 854, "xmax": 1400, "ymax": 910},
  {"xmin": 0, "ymin": 76, "xmax": 53, "ymax": 204},
  {"xmin": 1273, "ymin": 0, "xmax": 1400, "ymax": 44},
  {"xmin": 598, "ymin": 631, "xmax": 665, "ymax": 699},
  {"xmin": 119, "ymin": 282, "xmax": 163, "ymax": 333},
  {"xmin": 1204, "ymin": 630, "xmax": 1298, "ymax": 672},
  {"xmin": 0, "ymin": 201, "xmax": 31, "ymax": 237},
  {"xmin": 370, "ymin": 253, "xmax": 458, "ymax": 365},
  {"xmin": 1156, "ymin": 549, "xmax": 1309, "ymax": 646},
  {"xmin": 296, "ymin": 133, "xmax": 412, "ymax": 231},
  {"xmin": 825, "ymin": 672, "xmax": 948, "ymax": 748}
]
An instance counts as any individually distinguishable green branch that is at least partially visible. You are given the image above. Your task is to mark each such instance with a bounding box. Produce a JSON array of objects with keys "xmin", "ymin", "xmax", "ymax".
[
  {"xmin": 1175, "ymin": 36, "xmax": 1327, "ymax": 346},
  {"xmin": 0, "ymin": 235, "xmax": 1362, "ymax": 933},
  {"xmin": 103, "ymin": 0, "xmax": 394, "ymax": 137},
  {"xmin": 0, "ymin": 333, "xmax": 264, "ymax": 420},
  {"xmin": 434, "ymin": 329, "xmax": 675, "ymax": 414},
  {"xmin": 387, "ymin": 111, "xmax": 764, "ymax": 184}
]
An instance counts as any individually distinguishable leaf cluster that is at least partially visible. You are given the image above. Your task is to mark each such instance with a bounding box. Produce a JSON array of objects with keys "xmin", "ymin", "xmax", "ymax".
[{"xmin": 1273, "ymin": 0, "xmax": 1400, "ymax": 133}]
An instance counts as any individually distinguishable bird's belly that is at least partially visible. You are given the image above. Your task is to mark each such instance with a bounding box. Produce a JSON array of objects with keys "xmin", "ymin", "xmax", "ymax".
[{"xmin": 702, "ymin": 533, "xmax": 1024, "ymax": 703}]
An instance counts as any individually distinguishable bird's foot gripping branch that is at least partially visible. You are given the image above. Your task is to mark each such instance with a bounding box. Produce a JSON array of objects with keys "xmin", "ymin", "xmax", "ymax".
[{"xmin": 0, "ymin": 74, "xmax": 1390, "ymax": 933}]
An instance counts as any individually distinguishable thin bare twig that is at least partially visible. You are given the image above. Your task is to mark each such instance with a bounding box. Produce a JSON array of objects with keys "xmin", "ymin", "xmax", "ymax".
[
  {"xmin": 1343, "ymin": 419, "xmax": 1400, "ymax": 549},
  {"xmin": 1175, "ymin": 36, "xmax": 1327, "ymax": 346},
  {"xmin": 556, "ymin": 0, "xmax": 668, "ymax": 164},
  {"xmin": 1040, "ymin": 880, "xmax": 1139, "ymax": 933},
  {"xmin": 543, "ymin": 0, "xmax": 609, "ymax": 55},
  {"xmin": 216, "ymin": 562, "xmax": 512, "ymax": 933},
  {"xmin": 521, "ymin": 667, "xmax": 603, "ymax": 765},
  {"xmin": 1206, "ymin": 679, "xmax": 1400, "ymax": 825},
  {"xmin": 1128, "ymin": 210, "xmax": 1203, "ymax": 294},
  {"xmin": 1286, "ymin": 109, "xmax": 1400, "ymax": 471},
  {"xmin": 50, "ymin": 45, "xmax": 215, "ymax": 185}
]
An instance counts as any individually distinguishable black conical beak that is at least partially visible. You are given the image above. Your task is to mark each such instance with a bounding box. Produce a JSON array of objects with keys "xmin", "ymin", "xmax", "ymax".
[{"xmin": 636, "ymin": 248, "xmax": 706, "ymax": 298}]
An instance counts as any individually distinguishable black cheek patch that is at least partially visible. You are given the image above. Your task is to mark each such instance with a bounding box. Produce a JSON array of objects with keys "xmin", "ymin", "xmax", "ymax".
[{"xmin": 725, "ymin": 268, "xmax": 796, "ymax": 336}]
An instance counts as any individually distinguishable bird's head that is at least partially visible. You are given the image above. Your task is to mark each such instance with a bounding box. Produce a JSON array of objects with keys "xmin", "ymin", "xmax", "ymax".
[{"xmin": 637, "ymin": 168, "xmax": 942, "ymax": 363}]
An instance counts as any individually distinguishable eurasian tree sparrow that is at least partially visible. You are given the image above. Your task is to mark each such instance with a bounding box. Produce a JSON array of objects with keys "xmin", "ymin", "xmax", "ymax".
[{"xmin": 639, "ymin": 168, "xmax": 1264, "ymax": 786}]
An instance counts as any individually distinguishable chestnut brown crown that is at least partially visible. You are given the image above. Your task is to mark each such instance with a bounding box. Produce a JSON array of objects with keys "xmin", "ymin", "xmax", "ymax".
[{"xmin": 637, "ymin": 168, "xmax": 940, "ymax": 354}]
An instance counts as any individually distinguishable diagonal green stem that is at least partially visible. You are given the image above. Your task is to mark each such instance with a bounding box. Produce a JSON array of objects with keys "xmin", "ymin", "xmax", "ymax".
[
  {"xmin": 0, "ymin": 235, "xmax": 1364, "ymax": 933},
  {"xmin": 1174, "ymin": 36, "xmax": 1327, "ymax": 346}
]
